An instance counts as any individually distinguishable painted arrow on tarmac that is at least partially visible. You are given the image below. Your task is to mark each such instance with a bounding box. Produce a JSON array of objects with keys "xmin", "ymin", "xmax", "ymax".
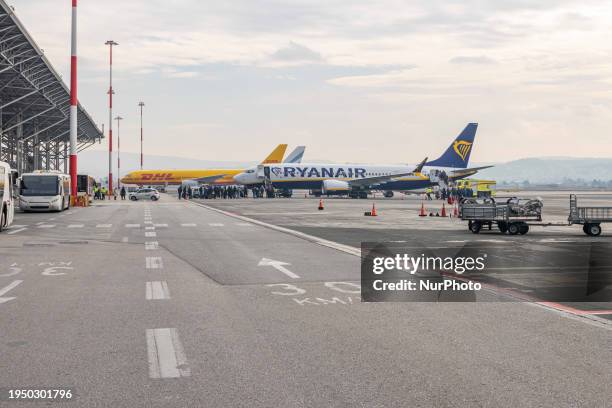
[
  {"xmin": 0, "ymin": 280, "xmax": 23, "ymax": 304},
  {"xmin": 258, "ymin": 258, "xmax": 300, "ymax": 279}
]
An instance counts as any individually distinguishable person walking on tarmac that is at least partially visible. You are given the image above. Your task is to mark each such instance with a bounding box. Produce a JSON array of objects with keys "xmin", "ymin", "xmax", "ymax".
[
  {"xmin": 120, "ymin": 186, "xmax": 126, "ymax": 200},
  {"xmin": 425, "ymin": 187, "xmax": 433, "ymax": 200},
  {"xmin": 178, "ymin": 185, "xmax": 183, "ymax": 200}
]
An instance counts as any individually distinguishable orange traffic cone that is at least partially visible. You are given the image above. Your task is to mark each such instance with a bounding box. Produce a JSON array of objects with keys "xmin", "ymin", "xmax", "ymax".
[
  {"xmin": 453, "ymin": 203, "xmax": 459, "ymax": 218},
  {"xmin": 371, "ymin": 203, "xmax": 377, "ymax": 216},
  {"xmin": 419, "ymin": 202, "xmax": 427, "ymax": 217},
  {"xmin": 318, "ymin": 199, "xmax": 324, "ymax": 210},
  {"xmin": 441, "ymin": 203, "xmax": 447, "ymax": 217}
]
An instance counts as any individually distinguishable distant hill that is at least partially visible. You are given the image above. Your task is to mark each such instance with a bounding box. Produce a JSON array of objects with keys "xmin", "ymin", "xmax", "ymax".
[
  {"xmin": 78, "ymin": 151, "xmax": 612, "ymax": 185},
  {"xmin": 476, "ymin": 158, "xmax": 612, "ymax": 184}
]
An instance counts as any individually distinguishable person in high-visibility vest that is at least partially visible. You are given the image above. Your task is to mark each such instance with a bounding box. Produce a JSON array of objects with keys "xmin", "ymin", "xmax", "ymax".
[{"xmin": 425, "ymin": 187, "xmax": 433, "ymax": 200}]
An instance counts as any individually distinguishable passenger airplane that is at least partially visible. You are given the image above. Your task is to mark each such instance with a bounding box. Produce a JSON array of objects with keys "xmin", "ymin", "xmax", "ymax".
[
  {"xmin": 120, "ymin": 144, "xmax": 289, "ymax": 186},
  {"xmin": 233, "ymin": 123, "xmax": 490, "ymax": 198}
]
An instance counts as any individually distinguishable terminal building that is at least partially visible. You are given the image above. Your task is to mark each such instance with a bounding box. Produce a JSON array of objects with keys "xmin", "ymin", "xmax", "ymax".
[{"xmin": 0, "ymin": 0, "xmax": 102, "ymax": 175}]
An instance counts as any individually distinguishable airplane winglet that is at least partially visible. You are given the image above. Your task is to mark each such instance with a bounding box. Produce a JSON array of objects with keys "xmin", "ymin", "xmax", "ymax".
[{"xmin": 413, "ymin": 157, "xmax": 428, "ymax": 173}]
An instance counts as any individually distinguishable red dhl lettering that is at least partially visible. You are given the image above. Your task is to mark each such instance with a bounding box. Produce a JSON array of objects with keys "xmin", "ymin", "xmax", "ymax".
[{"xmin": 141, "ymin": 173, "xmax": 173, "ymax": 181}]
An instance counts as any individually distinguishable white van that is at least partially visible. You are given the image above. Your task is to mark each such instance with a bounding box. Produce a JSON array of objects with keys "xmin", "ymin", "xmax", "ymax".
[
  {"xmin": 19, "ymin": 171, "xmax": 71, "ymax": 212},
  {"xmin": 0, "ymin": 161, "xmax": 15, "ymax": 231}
]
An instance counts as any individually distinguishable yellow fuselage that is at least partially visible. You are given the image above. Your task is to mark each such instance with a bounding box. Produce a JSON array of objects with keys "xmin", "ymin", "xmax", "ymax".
[{"xmin": 120, "ymin": 169, "xmax": 242, "ymax": 185}]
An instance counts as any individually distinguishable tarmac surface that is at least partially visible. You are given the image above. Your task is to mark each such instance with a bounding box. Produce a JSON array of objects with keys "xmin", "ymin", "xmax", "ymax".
[{"xmin": 1, "ymin": 192, "xmax": 611, "ymax": 407}]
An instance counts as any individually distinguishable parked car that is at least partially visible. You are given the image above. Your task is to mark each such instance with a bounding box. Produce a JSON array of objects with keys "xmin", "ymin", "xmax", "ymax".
[{"xmin": 129, "ymin": 188, "xmax": 160, "ymax": 201}]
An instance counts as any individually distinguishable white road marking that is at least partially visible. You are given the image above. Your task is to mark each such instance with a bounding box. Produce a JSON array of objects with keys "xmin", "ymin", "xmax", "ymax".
[
  {"xmin": 96, "ymin": 224, "xmax": 112, "ymax": 228},
  {"xmin": 145, "ymin": 241, "xmax": 159, "ymax": 250},
  {"xmin": 67, "ymin": 224, "xmax": 84, "ymax": 228},
  {"xmin": 121, "ymin": 237, "xmax": 129, "ymax": 243},
  {"xmin": 7, "ymin": 228, "xmax": 26, "ymax": 235},
  {"xmin": 209, "ymin": 223, "xmax": 224, "ymax": 227},
  {"xmin": 9, "ymin": 224, "xmax": 26, "ymax": 228},
  {"xmin": 145, "ymin": 231, "xmax": 157, "ymax": 237},
  {"xmin": 146, "ymin": 281, "xmax": 171, "ymax": 300},
  {"xmin": 235, "ymin": 222, "xmax": 252, "ymax": 227},
  {"xmin": 146, "ymin": 328, "xmax": 190, "ymax": 378},
  {"xmin": 48, "ymin": 218, "xmax": 56, "ymax": 221},
  {"xmin": 144, "ymin": 221, "xmax": 153, "ymax": 225},
  {"xmin": 0, "ymin": 280, "xmax": 23, "ymax": 304},
  {"xmin": 145, "ymin": 226, "xmax": 155, "ymax": 230},
  {"xmin": 146, "ymin": 257, "xmax": 164, "ymax": 269},
  {"xmin": 258, "ymin": 258, "xmax": 300, "ymax": 279},
  {"xmin": 38, "ymin": 224, "xmax": 56, "ymax": 228},
  {"xmin": 35, "ymin": 222, "xmax": 44, "ymax": 225},
  {"xmin": 66, "ymin": 211, "xmax": 74, "ymax": 215},
  {"xmin": 192, "ymin": 202, "xmax": 361, "ymax": 257},
  {"xmin": 181, "ymin": 223, "xmax": 196, "ymax": 227},
  {"xmin": 125, "ymin": 224, "xmax": 140, "ymax": 228},
  {"xmin": 153, "ymin": 224, "xmax": 168, "ymax": 228}
]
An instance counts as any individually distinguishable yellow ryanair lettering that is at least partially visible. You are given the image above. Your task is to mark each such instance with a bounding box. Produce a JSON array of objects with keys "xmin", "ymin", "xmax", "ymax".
[{"xmin": 453, "ymin": 140, "xmax": 472, "ymax": 161}]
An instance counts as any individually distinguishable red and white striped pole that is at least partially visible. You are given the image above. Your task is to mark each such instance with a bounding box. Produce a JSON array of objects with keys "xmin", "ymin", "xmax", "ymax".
[
  {"xmin": 138, "ymin": 101, "xmax": 144, "ymax": 170},
  {"xmin": 105, "ymin": 40, "xmax": 118, "ymax": 197},
  {"xmin": 69, "ymin": 0, "xmax": 78, "ymax": 204}
]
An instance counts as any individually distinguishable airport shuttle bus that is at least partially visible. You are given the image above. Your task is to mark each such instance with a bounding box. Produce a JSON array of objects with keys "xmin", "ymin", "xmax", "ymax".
[
  {"xmin": 0, "ymin": 161, "xmax": 15, "ymax": 231},
  {"xmin": 18, "ymin": 171, "xmax": 71, "ymax": 212}
]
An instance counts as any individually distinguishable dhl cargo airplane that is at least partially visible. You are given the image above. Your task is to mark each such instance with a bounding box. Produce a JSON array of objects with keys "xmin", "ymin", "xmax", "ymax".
[{"xmin": 121, "ymin": 144, "xmax": 289, "ymax": 186}]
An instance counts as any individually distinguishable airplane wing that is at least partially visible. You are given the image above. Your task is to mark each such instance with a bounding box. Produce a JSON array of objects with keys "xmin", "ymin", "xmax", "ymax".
[
  {"xmin": 193, "ymin": 174, "xmax": 227, "ymax": 184},
  {"xmin": 448, "ymin": 165, "xmax": 493, "ymax": 179},
  {"xmin": 348, "ymin": 158, "xmax": 428, "ymax": 187}
]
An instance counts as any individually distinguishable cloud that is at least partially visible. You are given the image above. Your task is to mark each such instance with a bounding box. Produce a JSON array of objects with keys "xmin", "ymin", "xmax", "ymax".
[
  {"xmin": 449, "ymin": 56, "xmax": 497, "ymax": 65},
  {"xmin": 270, "ymin": 42, "xmax": 322, "ymax": 61}
]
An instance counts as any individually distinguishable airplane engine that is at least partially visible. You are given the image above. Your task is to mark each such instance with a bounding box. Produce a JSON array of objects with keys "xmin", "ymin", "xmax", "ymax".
[{"xmin": 322, "ymin": 180, "xmax": 350, "ymax": 194}]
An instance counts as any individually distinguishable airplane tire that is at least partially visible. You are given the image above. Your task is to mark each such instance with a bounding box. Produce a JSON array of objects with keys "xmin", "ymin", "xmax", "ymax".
[
  {"xmin": 519, "ymin": 224, "xmax": 529, "ymax": 235},
  {"xmin": 130, "ymin": 196, "xmax": 137, "ymax": 201},
  {"xmin": 498, "ymin": 221, "xmax": 508, "ymax": 234},
  {"xmin": 0, "ymin": 207, "xmax": 5, "ymax": 232}
]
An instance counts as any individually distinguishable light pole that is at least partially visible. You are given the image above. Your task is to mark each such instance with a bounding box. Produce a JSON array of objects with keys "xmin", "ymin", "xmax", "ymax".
[
  {"xmin": 115, "ymin": 115, "xmax": 123, "ymax": 189},
  {"xmin": 105, "ymin": 40, "xmax": 118, "ymax": 195},
  {"xmin": 138, "ymin": 101, "xmax": 144, "ymax": 170},
  {"xmin": 69, "ymin": 0, "xmax": 78, "ymax": 204}
]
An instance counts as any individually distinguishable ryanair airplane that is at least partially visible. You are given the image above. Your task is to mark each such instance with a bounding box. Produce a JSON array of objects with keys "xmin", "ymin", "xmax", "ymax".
[
  {"xmin": 233, "ymin": 123, "xmax": 491, "ymax": 198},
  {"xmin": 120, "ymin": 144, "xmax": 290, "ymax": 186}
]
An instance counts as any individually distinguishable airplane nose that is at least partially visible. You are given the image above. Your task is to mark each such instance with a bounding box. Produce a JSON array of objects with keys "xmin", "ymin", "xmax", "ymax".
[{"xmin": 233, "ymin": 173, "xmax": 245, "ymax": 184}]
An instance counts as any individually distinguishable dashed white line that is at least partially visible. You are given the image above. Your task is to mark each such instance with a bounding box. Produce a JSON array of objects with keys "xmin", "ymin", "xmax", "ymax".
[
  {"xmin": 67, "ymin": 224, "xmax": 84, "ymax": 228},
  {"xmin": 145, "ymin": 231, "xmax": 157, "ymax": 237},
  {"xmin": 38, "ymin": 224, "xmax": 56, "ymax": 228},
  {"xmin": 146, "ymin": 257, "xmax": 164, "ymax": 269},
  {"xmin": 9, "ymin": 224, "xmax": 26, "ymax": 228},
  {"xmin": 145, "ymin": 281, "xmax": 171, "ymax": 300},
  {"xmin": 145, "ymin": 241, "xmax": 159, "ymax": 250},
  {"xmin": 7, "ymin": 228, "xmax": 26, "ymax": 235},
  {"xmin": 153, "ymin": 224, "xmax": 168, "ymax": 228},
  {"xmin": 209, "ymin": 223, "xmax": 224, "ymax": 227},
  {"xmin": 145, "ymin": 226, "xmax": 155, "ymax": 230},
  {"xmin": 144, "ymin": 221, "xmax": 153, "ymax": 225},
  {"xmin": 146, "ymin": 328, "xmax": 190, "ymax": 379},
  {"xmin": 96, "ymin": 224, "xmax": 112, "ymax": 228},
  {"xmin": 181, "ymin": 223, "xmax": 196, "ymax": 227},
  {"xmin": 235, "ymin": 222, "xmax": 252, "ymax": 227},
  {"xmin": 125, "ymin": 224, "xmax": 140, "ymax": 228}
]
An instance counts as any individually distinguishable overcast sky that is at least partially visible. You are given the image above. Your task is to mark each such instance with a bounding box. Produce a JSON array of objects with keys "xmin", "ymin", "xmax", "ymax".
[{"xmin": 10, "ymin": 0, "xmax": 612, "ymax": 166}]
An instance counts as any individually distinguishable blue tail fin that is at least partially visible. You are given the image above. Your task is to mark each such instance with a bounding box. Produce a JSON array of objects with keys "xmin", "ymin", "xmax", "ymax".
[{"xmin": 425, "ymin": 123, "xmax": 478, "ymax": 169}]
